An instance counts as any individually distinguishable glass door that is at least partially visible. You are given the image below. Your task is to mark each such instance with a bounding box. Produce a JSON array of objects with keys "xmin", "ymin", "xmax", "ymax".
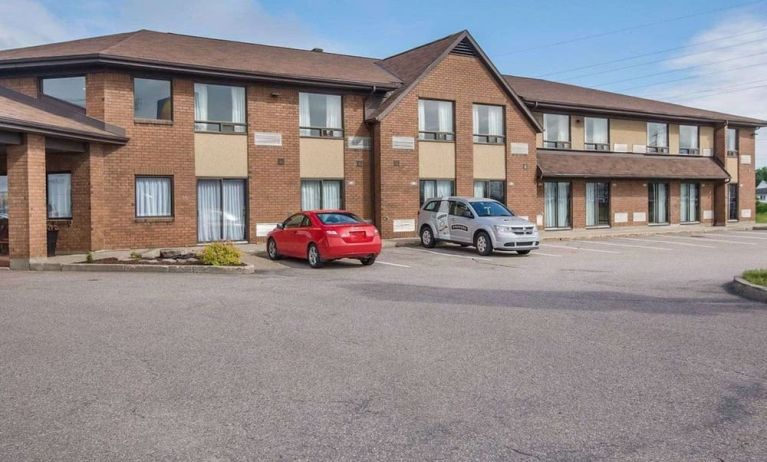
[
  {"xmin": 0, "ymin": 175, "xmax": 8, "ymax": 260},
  {"xmin": 197, "ymin": 179, "xmax": 247, "ymax": 242}
]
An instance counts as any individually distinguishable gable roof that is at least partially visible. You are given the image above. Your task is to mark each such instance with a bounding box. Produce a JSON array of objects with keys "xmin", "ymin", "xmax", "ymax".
[
  {"xmin": 0, "ymin": 86, "xmax": 127, "ymax": 144},
  {"xmin": 505, "ymin": 75, "xmax": 767, "ymax": 127},
  {"xmin": 0, "ymin": 30, "xmax": 402, "ymax": 90},
  {"xmin": 368, "ymin": 31, "xmax": 542, "ymax": 131}
]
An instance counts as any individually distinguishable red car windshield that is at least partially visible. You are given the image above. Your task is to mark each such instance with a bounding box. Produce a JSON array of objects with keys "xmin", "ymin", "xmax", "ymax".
[{"xmin": 316, "ymin": 213, "xmax": 364, "ymax": 225}]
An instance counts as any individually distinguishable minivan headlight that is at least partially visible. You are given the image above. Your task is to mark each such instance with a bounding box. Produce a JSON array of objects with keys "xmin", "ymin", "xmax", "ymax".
[{"xmin": 494, "ymin": 225, "xmax": 515, "ymax": 233}]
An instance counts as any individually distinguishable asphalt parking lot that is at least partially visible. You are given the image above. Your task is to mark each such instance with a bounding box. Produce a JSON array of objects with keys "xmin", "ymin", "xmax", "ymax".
[{"xmin": 1, "ymin": 230, "xmax": 766, "ymax": 461}]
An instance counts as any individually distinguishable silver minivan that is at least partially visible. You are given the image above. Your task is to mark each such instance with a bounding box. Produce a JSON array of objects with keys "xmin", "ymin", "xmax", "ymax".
[{"xmin": 417, "ymin": 197, "xmax": 539, "ymax": 256}]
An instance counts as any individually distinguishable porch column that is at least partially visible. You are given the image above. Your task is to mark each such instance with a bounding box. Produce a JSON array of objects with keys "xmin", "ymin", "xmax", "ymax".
[{"xmin": 7, "ymin": 134, "xmax": 47, "ymax": 269}]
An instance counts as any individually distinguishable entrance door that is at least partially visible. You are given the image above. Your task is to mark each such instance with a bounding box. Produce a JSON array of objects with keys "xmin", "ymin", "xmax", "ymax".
[{"xmin": 197, "ymin": 179, "xmax": 247, "ymax": 242}]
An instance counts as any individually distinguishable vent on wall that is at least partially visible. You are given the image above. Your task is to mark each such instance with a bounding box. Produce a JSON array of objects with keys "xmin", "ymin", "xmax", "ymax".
[{"xmin": 451, "ymin": 38, "xmax": 478, "ymax": 57}]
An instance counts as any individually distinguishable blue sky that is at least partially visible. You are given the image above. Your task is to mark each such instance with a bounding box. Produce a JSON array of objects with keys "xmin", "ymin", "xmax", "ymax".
[{"xmin": 2, "ymin": 0, "xmax": 766, "ymax": 164}]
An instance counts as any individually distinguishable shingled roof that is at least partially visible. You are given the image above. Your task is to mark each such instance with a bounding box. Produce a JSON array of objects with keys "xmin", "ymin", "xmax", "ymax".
[
  {"xmin": 505, "ymin": 75, "xmax": 767, "ymax": 127},
  {"xmin": 0, "ymin": 86, "xmax": 126, "ymax": 144}
]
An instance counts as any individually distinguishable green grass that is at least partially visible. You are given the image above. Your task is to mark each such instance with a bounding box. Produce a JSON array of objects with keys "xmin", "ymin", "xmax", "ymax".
[
  {"xmin": 742, "ymin": 269, "xmax": 767, "ymax": 287},
  {"xmin": 757, "ymin": 202, "xmax": 767, "ymax": 223}
]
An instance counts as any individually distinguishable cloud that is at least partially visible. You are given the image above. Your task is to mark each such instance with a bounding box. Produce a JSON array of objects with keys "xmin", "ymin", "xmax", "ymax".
[
  {"xmin": 0, "ymin": 0, "xmax": 72, "ymax": 49},
  {"xmin": 644, "ymin": 14, "xmax": 767, "ymax": 167}
]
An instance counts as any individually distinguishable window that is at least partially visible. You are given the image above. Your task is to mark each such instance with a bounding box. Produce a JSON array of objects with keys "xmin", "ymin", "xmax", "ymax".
[
  {"xmin": 134, "ymin": 78, "xmax": 172, "ymax": 120},
  {"xmin": 586, "ymin": 182, "xmax": 610, "ymax": 227},
  {"xmin": 544, "ymin": 181, "xmax": 571, "ymax": 229},
  {"xmin": 135, "ymin": 176, "xmax": 173, "ymax": 218},
  {"xmin": 41, "ymin": 76, "xmax": 86, "ymax": 108},
  {"xmin": 584, "ymin": 117, "xmax": 609, "ymax": 151},
  {"xmin": 299, "ymin": 93, "xmax": 343, "ymax": 137},
  {"xmin": 543, "ymin": 114, "xmax": 570, "ymax": 149},
  {"xmin": 283, "ymin": 214, "xmax": 306, "ymax": 229},
  {"xmin": 471, "ymin": 200, "xmax": 514, "ymax": 217},
  {"xmin": 47, "ymin": 173, "xmax": 72, "ymax": 219},
  {"xmin": 317, "ymin": 212, "xmax": 363, "ymax": 225},
  {"xmin": 194, "ymin": 83, "xmax": 246, "ymax": 133},
  {"xmin": 647, "ymin": 122, "xmax": 668, "ymax": 153},
  {"xmin": 449, "ymin": 201, "xmax": 473, "ymax": 218},
  {"xmin": 727, "ymin": 128, "xmax": 738, "ymax": 156},
  {"xmin": 472, "ymin": 104, "xmax": 504, "ymax": 143},
  {"xmin": 419, "ymin": 99, "xmax": 454, "ymax": 141},
  {"xmin": 0, "ymin": 175, "xmax": 7, "ymax": 219},
  {"xmin": 648, "ymin": 183, "xmax": 669, "ymax": 224},
  {"xmin": 729, "ymin": 183, "xmax": 739, "ymax": 221},
  {"xmin": 301, "ymin": 180, "xmax": 342, "ymax": 210},
  {"xmin": 419, "ymin": 180, "xmax": 454, "ymax": 204},
  {"xmin": 679, "ymin": 125, "xmax": 699, "ymax": 155},
  {"xmin": 423, "ymin": 200, "xmax": 441, "ymax": 212},
  {"xmin": 197, "ymin": 179, "xmax": 247, "ymax": 242},
  {"xmin": 474, "ymin": 180, "xmax": 505, "ymax": 203},
  {"xmin": 680, "ymin": 183, "xmax": 699, "ymax": 223}
]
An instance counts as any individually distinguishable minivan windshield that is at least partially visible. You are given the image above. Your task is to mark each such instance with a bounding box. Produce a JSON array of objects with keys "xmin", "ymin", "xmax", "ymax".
[
  {"xmin": 470, "ymin": 201, "xmax": 514, "ymax": 217},
  {"xmin": 317, "ymin": 212, "xmax": 364, "ymax": 225}
]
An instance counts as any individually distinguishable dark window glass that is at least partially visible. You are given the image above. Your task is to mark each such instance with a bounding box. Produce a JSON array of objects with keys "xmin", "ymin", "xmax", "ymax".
[
  {"xmin": 474, "ymin": 180, "xmax": 505, "ymax": 203},
  {"xmin": 317, "ymin": 213, "xmax": 363, "ymax": 224},
  {"xmin": 648, "ymin": 183, "xmax": 669, "ymax": 224},
  {"xmin": 586, "ymin": 182, "xmax": 610, "ymax": 227},
  {"xmin": 0, "ymin": 175, "xmax": 7, "ymax": 219},
  {"xmin": 423, "ymin": 200, "xmax": 440, "ymax": 212},
  {"xmin": 680, "ymin": 183, "xmax": 699, "ymax": 222},
  {"xmin": 284, "ymin": 214, "xmax": 305, "ymax": 229},
  {"xmin": 134, "ymin": 78, "xmax": 172, "ymax": 120},
  {"xmin": 729, "ymin": 183, "xmax": 739, "ymax": 220},
  {"xmin": 42, "ymin": 76, "xmax": 85, "ymax": 107},
  {"xmin": 419, "ymin": 180, "xmax": 454, "ymax": 204},
  {"xmin": 544, "ymin": 182, "xmax": 571, "ymax": 228},
  {"xmin": 449, "ymin": 201, "xmax": 473, "ymax": 218},
  {"xmin": 471, "ymin": 201, "xmax": 514, "ymax": 217}
]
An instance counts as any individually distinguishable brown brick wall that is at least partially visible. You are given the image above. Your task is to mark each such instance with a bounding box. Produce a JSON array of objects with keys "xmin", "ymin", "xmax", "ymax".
[
  {"xmin": 7, "ymin": 134, "xmax": 47, "ymax": 265},
  {"xmin": 0, "ymin": 76, "xmax": 38, "ymax": 97},
  {"xmin": 738, "ymin": 127, "xmax": 756, "ymax": 221}
]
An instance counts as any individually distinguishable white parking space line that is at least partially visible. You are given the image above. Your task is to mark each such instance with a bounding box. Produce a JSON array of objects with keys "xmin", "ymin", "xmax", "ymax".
[
  {"xmin": 532, "ymin": 252, "xmax": 564, "ymax": 257},
  {"xmin": 409, "ymin": 248, "xmax": 492, "ymax": 261},
  {"xmin": 668, "ymin": 235, "xmax": 757, "ymax": 246},
  {"xmin": 618, "ymin": 237, "xmax": 716, "ymax": 249},
  {"xmin": 576, "ymin": 241, "xmax": 672, "ymax": 251},
  {"xmin": 376, "ymin": 261, "xmax": 411, "ymax": 268},
  {"xmin": 543, "ymin": 243, "xmax": 620, "ymax": 254},
  {"xmin": 720, "ymin": 232, "xmax": 767, "ymax": 241}
]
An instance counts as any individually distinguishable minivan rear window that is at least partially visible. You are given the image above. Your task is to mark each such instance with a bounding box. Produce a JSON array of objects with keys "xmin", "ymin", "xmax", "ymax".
[
  {"xmin": 317, "ymin": 212, "xmax": 364, "ymax": 225},
  {"xmin": 471, "ymin": 201, "xmax": 514, "ymax": 217}
]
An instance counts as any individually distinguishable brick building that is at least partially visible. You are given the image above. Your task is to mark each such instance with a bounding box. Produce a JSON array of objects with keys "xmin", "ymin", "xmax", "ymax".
[{"xmin": 0, "ymin": 30, "xmax": 763, "ymax": 268}]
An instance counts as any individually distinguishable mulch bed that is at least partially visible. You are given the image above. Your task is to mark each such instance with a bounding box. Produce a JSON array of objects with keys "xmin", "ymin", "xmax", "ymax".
[{"xmin": 87, "ymin": 257, "xmax": 205, "ymax": 265}]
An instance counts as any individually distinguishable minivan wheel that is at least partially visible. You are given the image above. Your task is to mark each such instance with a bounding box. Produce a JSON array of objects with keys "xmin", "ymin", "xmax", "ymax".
[
  {"xmin": 475, "ymin": 231, "xmax": 493, "ymax": 256},
  {"xmin": 307, "ymin": 243, "xmax": 323, "ymax": 268},
  {"xmin": 517, "ymin": 250, "xmax": 531, "ymax": 255},
  {"xmin": 420, "ymin": 227, "xmax": 436, "ymax": 248},
  {"xmin": 266, "ymin": 238, "xmax": 281, "ymax": 260},
  {"xmin": 360, "ymin": 255, "xmax": 376, "ymax": 266}
]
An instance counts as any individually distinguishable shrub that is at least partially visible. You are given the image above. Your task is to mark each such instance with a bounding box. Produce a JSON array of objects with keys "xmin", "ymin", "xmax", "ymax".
[
  {"xmin": 756, "ymin": 202, "xmax": 767, "ymax": 215},
  {"xmin": 742, "ymin": 269, "xmax": 767, "ymax": 287},
  {"xmin": 130, "ymin": 251, "xmax": 142, "ymax": 261},
  {"xmin": 200, "ymin": 242, "xmax": 242, "ymax": 266},
  {"xmin": 85, "ymin": 251, "xmax": 94, "ymax": 264}
]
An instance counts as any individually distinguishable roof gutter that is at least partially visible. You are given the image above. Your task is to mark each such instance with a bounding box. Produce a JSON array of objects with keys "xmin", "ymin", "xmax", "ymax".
[{"xmin": 0, "ymin": 118, "xmax": 128, "ymax": 144}]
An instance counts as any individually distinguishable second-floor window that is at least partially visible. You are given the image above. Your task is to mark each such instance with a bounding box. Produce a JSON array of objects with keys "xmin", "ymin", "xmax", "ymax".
[
  {"xmin": 472, "ymin": 104, "xmax": 504, "ymax": 144},
  {"xmin": 134, "ymin": 78, "xmax": 172, "ymax": 121},
  {"xmin": 679, "ymin": 125, "xmax": 699, "ymax": 155},
  {"xmin": 41, "ymin": 76, "xmax": 86, "ymax": 108},
  {"xmin": 194, "ymin": 83, "xmax": 246, "ymax": 133},
  {"xmin": 419, "ymin": 99, "xmax": 454, "ymax": 141},
  {"xmin": 647, "ymin": 122, "xmax": 668, "ymax": 153},
  {"xmin": 299, "ymin": 92, "xmax": 343, "ymax": 137},
  {"xmin": 584, "ymin": 117, "xmax": 608, "ymax": 151},
  {"xmin": 543, "ymin": 113, "xmax": 570, "ymax": 149},
  {"xmin": 727, "ymin": 128, "xmax": 738, "ymax": 156}
]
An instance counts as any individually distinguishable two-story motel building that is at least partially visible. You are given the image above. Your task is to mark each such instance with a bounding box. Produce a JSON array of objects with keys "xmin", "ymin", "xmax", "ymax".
[{"xmin": 0, "ymin": 30, "xmax": 763, "ymax": 268}]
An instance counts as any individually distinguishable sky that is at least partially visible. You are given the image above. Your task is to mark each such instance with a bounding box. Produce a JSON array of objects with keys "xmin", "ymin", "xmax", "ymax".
[{"xmin": 1, "ymin": 0, "xmax": 765, "ymax": 166}]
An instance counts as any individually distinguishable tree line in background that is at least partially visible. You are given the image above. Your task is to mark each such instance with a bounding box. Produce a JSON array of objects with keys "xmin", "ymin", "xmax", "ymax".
[{"xmin": 757, "ymin": 167, "xmax": 767, "ymax": 186}]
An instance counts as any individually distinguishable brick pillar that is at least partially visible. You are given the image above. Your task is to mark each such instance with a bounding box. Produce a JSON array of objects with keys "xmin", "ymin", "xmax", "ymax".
[
  {"xmin": 87, "ymin": 143, "xmax": 107, "ymax": 250},
  {"xmin": 712, "ymin": 124, "xmax": 728, "ymax": 226},
  {"xmin": 7, "ymin": 134, "xmax": 47, "ymax": 269}
]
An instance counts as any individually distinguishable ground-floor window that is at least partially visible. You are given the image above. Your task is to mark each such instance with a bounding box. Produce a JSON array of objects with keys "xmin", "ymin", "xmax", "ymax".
[
  {"xmin": 474, "ymin": 180, "xmax": 505, "ymax": 203},
  {"xmin": 729, "ymin": 183, "xmax": 739, "ymax": 221},
  {"xmin": 544, "ymin": 181, "xmax": 571, "ymax": 229},
  {"xmin": 648, "ymin": 183, "xmax": 669, "ymax": 224},
  {"xmin": 586, "ymin": 181, "xmax": 610, "ymax": 227},
  {"xmin": 680, "ymin": 182, "xmax": 699, "ymax": 223},
  {"xmin": 301, "ymin": 179, "xmax": 342, "ymax": 210},
  {"xmin": 197, "ymin": 179, "xmax": 247, "ymax": 242},
  {"xmin": 47, "ymin": 172, "xmax": 72, "ymax": 219},
  {"xmin": 420, "ymin": 179, "xmax": 454, "ymax": 204},
  {"xmin": 136, "ymin": 176, "xmax": 173, "ymax": 218},
  {"xmin": 0, "ymin": 175, "xmax": 7, "ymax": 217}
]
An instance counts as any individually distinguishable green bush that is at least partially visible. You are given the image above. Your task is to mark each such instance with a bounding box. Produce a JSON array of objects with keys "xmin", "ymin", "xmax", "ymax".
[
  {"xmin": 743, "ymin": 269, "xmax": 767, "ymax": 287},
  {"xmin": 199, "ymin": 242, "xmax": 242, "ymax": 266},
  {"xmin": 756, "ymin": 202, "xmax": 767, "ymax": 215}
]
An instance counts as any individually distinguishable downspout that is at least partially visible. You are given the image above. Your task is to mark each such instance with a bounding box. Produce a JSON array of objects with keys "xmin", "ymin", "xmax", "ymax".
[{"xmin": 364, "ymin": 86, "xmax": 378, "ymax": 226}]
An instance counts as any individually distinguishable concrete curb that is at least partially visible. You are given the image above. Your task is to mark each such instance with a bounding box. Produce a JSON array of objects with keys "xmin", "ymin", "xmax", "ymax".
[
  {"xmin": 29, "ymin": 262, "xmax": 255, "ymax": 274},
  {"xmin": 731, "ymin": 277, "xmax": 767, "ymax": 304}
]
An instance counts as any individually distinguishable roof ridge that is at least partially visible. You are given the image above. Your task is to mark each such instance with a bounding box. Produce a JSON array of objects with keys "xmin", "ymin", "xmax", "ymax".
[
  {"xmin": 99, "ymin": 29, "xmax": 147, "ymax": 55},
  {"xmin": 380, "ymin": 30, "xmax": 466, "ymax": 62}
]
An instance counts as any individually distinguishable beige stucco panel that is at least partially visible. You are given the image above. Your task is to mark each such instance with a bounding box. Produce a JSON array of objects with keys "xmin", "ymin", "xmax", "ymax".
[
  {"xmin": 473, "ymin": 144, "xmax": 505, "ymax": 179},
  {"xmin": 610, "ymin": 118, "xmax": 646, "ymax": 150},
  {"xmin": 194, "ymin": 133, "xmax": 248, "ymax": 177},
  {"xmin": 299, "ymin": 138, "xmax": 344, "ymax": 178},
  {"xmin": 669, "ymin": 124, "xmax": 679, "ymax": 155},
  {"xmin": 570, "ymin": 116, "xmax": 585, "ymax": 150},
  {"xmin": 726, "ymin": 157, "xmax": 739, "ymax": 182},
  {"xmin": 700, "ymin": 126, "xmax": 714, "ymax": 151},
  {"xmin": 419, "ymin": 141, "xmax": 456, "ymax": 178}
]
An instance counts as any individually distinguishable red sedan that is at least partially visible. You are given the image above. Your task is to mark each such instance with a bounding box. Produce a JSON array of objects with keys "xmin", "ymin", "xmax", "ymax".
[{"xmin": 266, "ymin": 210, "xmax": 382, "ymax": 268}]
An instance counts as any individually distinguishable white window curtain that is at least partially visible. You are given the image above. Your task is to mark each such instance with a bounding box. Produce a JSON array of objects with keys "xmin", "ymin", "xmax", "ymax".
[
  {"xmin": 299, "ymin": 92, "xmax": 311, "ymax": 127},
  {"xmin": 681, "ymin": 183, "xmax": 698, "ymax": 222},
  {"xmin": 47, "ymin": 173, "xmax": 72, "ymax": 218},
  {"xmin": 301, "ymin": 180, "xmax": 321, "ymax": 210},
  {"xmin": 436, "ymin": 180, "xmax": 453, "ymax": 197},
  {"xmin": 136, "ymin": 177, "xmax": 171, "ymax": 217},
  {"xmin": 586, "ymin": 182, "xmax": 596, "ymax": 226},
  {"xmin": 322, "ymin": 181, "xmax": 342, "ymax": 209},
  {"xmin": 544, "ymin": 114, "xmax": 569, "ymax": 142},
  {"xmin": 223, "ymin": 180, "xmax": 245, "ymax": 240},
  {"xmin": 231, "ymin": 86, "xmax": 245, "ymax": 125},
  {"xmin": 650, "ymin": 183, "xmax": 668, "ymax": 223},
  {"xmin": 194, "ymin": 83, "xmax": 208, "ymax": 127},
  {"xmin": 325, "ymin": 95, "xmax": 341, "ymax": 129},
  {"xmin": 437, "ymin": 101, "xmax": 453, "ymax": 133},
  {"xmin": 557, "ymin": 182, "xmax": 570, "ymax": 227},
  {"xmin": 585, "ymin": 118, "xmax": 608, "ymax": 144},
  {"xmin": 422, "ymin": 181, "xmax": 436, "ymax": 201},
  {"xmin": 198, "ymin": 180, "xmax": 221, "ymax": 242},
  {"xmin": 544, "ymin": 182, "xmax": 557, "ymax": 228},
  {"xmin": 727, "ymin": 128, "xmax": 738, "ymax": 151},
  {"xmin": 648, "ymin": 123, "xmax": 668, "ymax": 147},
  {"xmin": 472, "ymin": 105, "xmax": 480, "ymax": 135},
  {"xmin": 487, "ymin": 105, "xmax": 503, "ymax": 136},
  {"xmin": 474, "ymin": 181, "xmax": 486, "ymax": 198},
  {"xmin": 418, "ymin": 100, "xmax": 426, "ymax": 132}
]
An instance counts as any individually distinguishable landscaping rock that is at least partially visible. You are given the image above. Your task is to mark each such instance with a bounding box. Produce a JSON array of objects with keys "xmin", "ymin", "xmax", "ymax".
[{"xmin": 159, "ymin": 249, "xmax": 182, "ymax": 259}]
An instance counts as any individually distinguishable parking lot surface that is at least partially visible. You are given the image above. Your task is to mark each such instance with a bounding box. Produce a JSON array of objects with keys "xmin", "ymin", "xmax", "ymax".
[{"xmin": 1, "ymin": 230, "xmax": 766, "ymax": 461}]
